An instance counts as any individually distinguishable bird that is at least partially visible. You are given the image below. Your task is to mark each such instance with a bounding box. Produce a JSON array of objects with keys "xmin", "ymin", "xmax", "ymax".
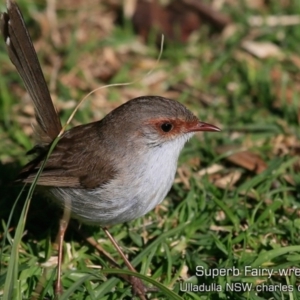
[{"xmin": 0, "ymin": 0, "xmax": 220, "ymax": 298}]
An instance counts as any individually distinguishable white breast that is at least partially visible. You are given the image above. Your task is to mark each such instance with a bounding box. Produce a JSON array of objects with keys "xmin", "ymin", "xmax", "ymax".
[{"xmin": 51, "ymin": 134, "xmax": 193, "ymax": 226}]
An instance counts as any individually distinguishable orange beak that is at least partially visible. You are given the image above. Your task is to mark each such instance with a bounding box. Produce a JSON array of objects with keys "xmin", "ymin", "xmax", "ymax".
[{"xmin": 187, "ymin": 121, "xmax": 221, "ymax": 133}]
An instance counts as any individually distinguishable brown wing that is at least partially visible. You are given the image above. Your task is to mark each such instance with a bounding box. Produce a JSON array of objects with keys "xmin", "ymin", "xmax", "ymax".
[{"xmin": 17, "ymin": 122, "xmax": 117, "ymax": 189}]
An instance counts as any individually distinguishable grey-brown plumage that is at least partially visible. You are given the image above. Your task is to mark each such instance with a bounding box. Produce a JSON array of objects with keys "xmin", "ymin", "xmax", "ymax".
[
  {"xmin": 1, "ymin": 2, "xmax": 220, "ymax": 296},
  {"xmin": 17, "ymin": 96, "xmax": 198, "ymax": 190},
  {"xmin": 1, "ymin": 0, "xmax": 220, "ymax": 226}
]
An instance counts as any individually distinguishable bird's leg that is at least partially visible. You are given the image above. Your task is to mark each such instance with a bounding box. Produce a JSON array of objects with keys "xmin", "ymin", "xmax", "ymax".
[
  {"xmin": 71, "ymin": 221, "xmax": 121, "ymax": 268},
  {"xmin": 103, "ymin": 227, "xmax": 137, "ymax": 272},
  {"xmin": 102, "ymin": 227, "xmax": 148, "ymax": 300},
  {"xmin": 54, "ymin": 204, "xmax": 71, "ymax": 295},
  {"xmin": 72, "ymin": 222, "xmax": 155, "ymax": 296}
]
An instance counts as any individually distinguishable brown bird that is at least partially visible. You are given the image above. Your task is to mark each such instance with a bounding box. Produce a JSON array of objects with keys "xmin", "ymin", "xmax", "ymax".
[{"xmin": 1, "ymin": 0, "xmax": 220, "ymax": 298}]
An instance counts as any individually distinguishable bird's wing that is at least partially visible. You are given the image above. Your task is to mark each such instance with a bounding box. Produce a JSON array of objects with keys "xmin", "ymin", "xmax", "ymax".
[{"xmin": 17, "ymin": 122, "xmax": 117, "ymax": 189}]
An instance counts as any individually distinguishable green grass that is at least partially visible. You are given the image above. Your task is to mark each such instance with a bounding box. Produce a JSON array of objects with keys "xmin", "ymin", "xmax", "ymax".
[{"xmin": 1, "ymin": 1, "xmax": 300, "ymax": 299}]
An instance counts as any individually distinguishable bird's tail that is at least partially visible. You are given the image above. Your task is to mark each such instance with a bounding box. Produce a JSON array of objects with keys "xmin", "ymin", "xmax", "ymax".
[{"xmin": 0, "ymin": 0, "xmax": 62, "ymax": 144}]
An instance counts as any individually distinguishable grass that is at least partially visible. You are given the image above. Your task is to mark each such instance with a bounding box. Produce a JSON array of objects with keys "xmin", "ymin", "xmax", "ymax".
[{"xmin": 1, "ymin": 0, "xmax": 300, "ymax": 299}]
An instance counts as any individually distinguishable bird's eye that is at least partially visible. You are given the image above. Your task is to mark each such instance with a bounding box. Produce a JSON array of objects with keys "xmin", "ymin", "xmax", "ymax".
[{"xmin": 161, "ymin": 122, "xmax": 173, "ymax": 132}]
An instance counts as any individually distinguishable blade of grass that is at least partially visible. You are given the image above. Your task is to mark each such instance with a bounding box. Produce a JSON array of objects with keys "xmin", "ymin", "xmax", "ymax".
[
  {"xmin": 252, "ymin": 246, "xmax": 300, "ymax": 267},
  {"xmin": 3, "ymin": 136, "xmax": 61, "ymax": 300}
]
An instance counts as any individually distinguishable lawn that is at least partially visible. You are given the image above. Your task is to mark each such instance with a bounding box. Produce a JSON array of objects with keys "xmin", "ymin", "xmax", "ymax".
[{"xmin": 0, "ymin": 0, "xmax": 300, "ymax": 299}]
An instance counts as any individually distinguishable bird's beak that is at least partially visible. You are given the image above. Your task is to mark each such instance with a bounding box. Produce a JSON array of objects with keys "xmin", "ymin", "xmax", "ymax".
[{"xmin": 188, "ymin": 121, "xmax": 221, "ymax": 132}]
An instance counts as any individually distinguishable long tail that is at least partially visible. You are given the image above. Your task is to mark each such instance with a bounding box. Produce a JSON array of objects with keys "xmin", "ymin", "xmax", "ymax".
[{"xmin": 0, "ymin": 0, "xmax": 62, "ymax": 143}]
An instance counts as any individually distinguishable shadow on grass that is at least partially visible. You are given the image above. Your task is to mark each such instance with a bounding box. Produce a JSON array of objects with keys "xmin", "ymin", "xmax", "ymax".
[
  {"xmin": 0, "ymin": 161, "xmax": 106, "ymax": 253},
  {"xmin": 0, "ymin": 161, "xmax": 60, "ymax": 242}
]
